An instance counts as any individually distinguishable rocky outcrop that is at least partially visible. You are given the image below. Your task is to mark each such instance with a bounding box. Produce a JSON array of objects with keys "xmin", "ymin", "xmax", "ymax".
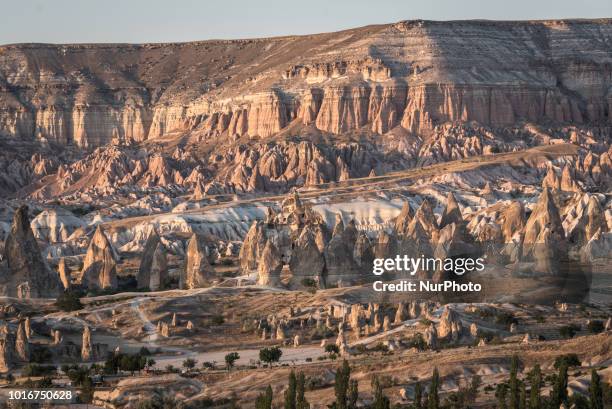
[
  {"xmin": 0, "ymin": 329, "xmax": 14, "ymax": 372},
  {"xmin": 239, "ymin": 221, "xmax": 267, "ymax": 274},
  {"xmin": 522, "ymin": 189, "xmax": 566, "ymax": 272},
  {"xmin": 180, "ymin": 234, "xmax": 212, "ymax": 289},
  {"xmin": 257, "ymin": 241, "xmax": 283, "ymax": 287},
  {"xmin": 15, "ymin": 320, "xmax": 29, "ymax": 361},
  {"xmin": 57, "ymin": 258, "xmax": 70, "ymax": 289},
  {"xmin": 137, "ymin": 232, "xmax": 168, "ymax": 291},
  {"xmin": 79, "ymin": 226, "xmax": 118, "ymax": 290},
  {"xmin": 324, "ymin": 217, "xmax": 361, "ymax": 287},
  {"xmin": 288, "ymin": 225, "xmax": 325, "ymax": 288},
  {"xmin": 81, "ymin": 326, "xmax": 93, "ymax": 361},
  {"xmin": 1, "ymin": 205, "xmax": 62, "ymax": 298},
  {"xmin": 394, "ymin": 202, "xmax": 413, "ymax": 237},
  {"xmin": 439, "ymin": 192, "xmax": 463, "ymax": 228}
]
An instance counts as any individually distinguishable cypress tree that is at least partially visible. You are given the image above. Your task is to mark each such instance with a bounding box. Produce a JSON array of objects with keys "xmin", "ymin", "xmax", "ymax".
[
  {"xmin": 589, "ymin": 369, "xmax": 603, "ymax": 409},
  {"xmin": 428, "ymin": 368, "xmax": 440, "ymax": 409},
  {"xmin": 285, "ymin": 370, "xmax": 297, "ymax": 409},
  {"xmin": 496, "ymin": 384, "xmax": 508, "ymax": 409},
  {"xmin": 335, "ymin": 360, "xmax": 351, "ymax": 409},
  {"xmin": 414, "ymin": 382, "xmax": 423, "ymax": 409},
  {"xmin": 372, "ymin": 377, "xmax": 390, "ymax": 409},
  {"xmin": 296, "ymin": 371, "xmax": 309, "ymax": 409},
  {"xmin": 509, "ymin": 355, "xmax": 520, "ymax": 409},
  {"xmin": 519, "ymin": 381, "xmax": 526, "ymax": 409},
  {"xmin": 529, "ymin": 364, "xmax": 541, "ymax": 409},
  {"xmin": 550, "ymin": 363, "xmax": 568, "ymax": 408},
  {"xmin": 256, "ymin": 385, "xmax": 273, "ymax": 409},
  {"xmin": 348, "ymin": 379, "xmax": 358, "ymax": 409}
]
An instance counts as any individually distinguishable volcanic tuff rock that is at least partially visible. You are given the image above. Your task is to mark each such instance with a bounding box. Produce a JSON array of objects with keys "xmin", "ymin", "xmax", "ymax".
[
  {"xmin": 137, "ymin": 232, "xmax": 168, "ymax": 291},
  {"xmin": 0, "ymin": 205, "xmax": 62, "ymax": 298},
  {"xmin": 0, "ymin": 330, "xmax": 14, "ymax": 372},
  {"xmin": 522, "ymin": 188, "xmax": 566, "ymax": 271},
  {"xmin": 257, "ymin": 240, "xmax": 283, "ymax": 287},
  {"xmin": 181, "ymin": 234, "xmax": 212, "ymax": 289},
  {"xmin": 15, "ymin": 319, "xmax": 29, "ymax": 361},
  {"xmin": 57, "ymin": 257, "xmax": 70, "ymax": 289},
  {"xmin": 81, "ymin": 325, "xmax": 92, "ymax": 361},
  {"xmin": 288, "ymin": 225, "xmax": 325, "ymax": 288},
  {"xmin": 79, "ymin": 225, "xmax": 118, "ymax": 290},
  {"xmin": 2, "ymin": 20, "xmax": 612, "ymax": 148}
]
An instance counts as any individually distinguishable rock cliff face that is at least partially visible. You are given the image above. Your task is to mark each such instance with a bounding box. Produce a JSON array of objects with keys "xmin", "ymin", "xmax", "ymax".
[{"xmin": 1, "ymin": 19, "xmax": 611, "ymax": 150}]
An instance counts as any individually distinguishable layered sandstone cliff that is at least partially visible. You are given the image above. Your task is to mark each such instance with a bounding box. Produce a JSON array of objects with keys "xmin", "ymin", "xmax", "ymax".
[{"xmin": 1, "ymin": 19, "xmax": 611, "ymax": 149}]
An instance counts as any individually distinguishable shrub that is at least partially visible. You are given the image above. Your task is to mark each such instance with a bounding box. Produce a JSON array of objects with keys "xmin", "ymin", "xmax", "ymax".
[
  {"xmin": 554, "ymin": 354, "xmax": 581, "ymax": 369},
  {"xmin": 587, "ymin": 320, "xmax": 604, "ymax": 334},
  {"xmin": 23, "ymin": 364, "xmax": 57, "ymax": 377},
  {"xmin": 495, "ymin": 312, "xmax": 518, "ymax": 327},
  {"xmin": 211, "ymin": 315, "xmax": 225, "ymax": 325},
  {"xmin": 259, "ymin": 346, "xmax": 282, "ymax": 366},
  {"xmin": 559, "ymin": 324, "xmax": 580, "ymax": 339},
  {"xmin": 55, "ymin": 290, "xmax": 84, "ymax": 311},
  {"xmin": 324, "ymin": 344, "xmax": 340, "ymax": 354}
]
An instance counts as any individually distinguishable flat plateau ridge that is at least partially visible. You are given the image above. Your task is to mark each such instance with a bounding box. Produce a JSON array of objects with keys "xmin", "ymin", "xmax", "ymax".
[
  {"xmin": 0, "ymin": 19, "xmax": 611, "ymax": 147},
  {"xmin": 0, "ymin": 19, "xmax": 610, "ymax": 409}
]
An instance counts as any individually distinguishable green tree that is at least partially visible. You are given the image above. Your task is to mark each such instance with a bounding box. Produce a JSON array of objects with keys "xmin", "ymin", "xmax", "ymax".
[
  {"xmin": 496, "ymin": 384, "xmax": 508, "ymax": 409},
  {"xmin": 372, "ymin": 377, "xmax": 390, "ymax": 409},
  {"xmin": 554, "ymin": 353, "xmax": 581, "ymax": 369},
  {"xmin": 589, "ymin": 369, "xmax": 603, "ymax": 409},
  {"xmin": 519, "ymin": 382, "xmax": 526, "ymax": 409},
  {"xmin": 182, "ymin": 358, "xmax": 196, "ymax": 371},
  {"xmin": 529, "ymin": 364, "xmax": 542, "ymax": 409},
  {"xmin": 259, "ymin": 346, "xmax": 283, "ymax": 367},
  {"xmin": 285, "ymin": 370, "xmax": 297, "ymax": 409},
  {"xmin": 325, "ymin": 344, "xmax": 340, "ymax": 355},
  {"xmin": 348, "ymin": 379, "xmax": 359, "ymax": 409},
  {"xmin": 256, "ymin": 385, "xmax": 273, "ymax": 409},
  {"xmin": 550, "ymin": 363, "xmax": 568, "ymax": 408},
  {"xmin": 509, "ymin": 355, "xmax": 520, "ymax": 409},
  {"xmin": 414, "ymin": 382, "xmax": 423, "ymax": 409},
  {"xmin": 335, "ymin": 360, "xmax": 351, "ymax": 409},
  {"xmin": 55, "ymin": 290, "xmax": 84, "ymax": 311},
  {"xmin": 79, "ymin": 377, "xmax": 94, "ymax": 404},
  {"xmin": 296, "ymin": 371, "xmax": 309, "ymax": 409},
  {"xmin": 469, "ymin": 375, "xmax": 481, "ymax": 401},
  {"xmin": 428, "ymin": 368, "xmax": 440, "ymax": 409},
  {"xmin": 224, "ymin": 352, "xmax": 240, "ymax": 371}
]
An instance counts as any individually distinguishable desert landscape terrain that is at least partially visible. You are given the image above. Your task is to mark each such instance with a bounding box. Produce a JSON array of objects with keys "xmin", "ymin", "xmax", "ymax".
[{"xmin": 0, "ymin": 18, "xmax": 610, "ymax": 408}]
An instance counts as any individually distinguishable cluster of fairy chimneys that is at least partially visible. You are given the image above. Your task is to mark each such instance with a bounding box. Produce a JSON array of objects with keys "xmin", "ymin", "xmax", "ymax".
[
  {"xmin": 0, "ymin": 314, "xmax": 106, "ymax": 372},
  {"xmin": 243, "ymin": 179, "xmax": 610, "ymax": 291},
  {"xmin": 0, "ymin": 317, "xmax": 31, "ymax": 372},
  {"xmin": 248, "ymin": 301, "xmax": 612, "ymax": 357},
  {"xmin": 153, "ymin": 313, "xmax": 195, "ymax": 338}
]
